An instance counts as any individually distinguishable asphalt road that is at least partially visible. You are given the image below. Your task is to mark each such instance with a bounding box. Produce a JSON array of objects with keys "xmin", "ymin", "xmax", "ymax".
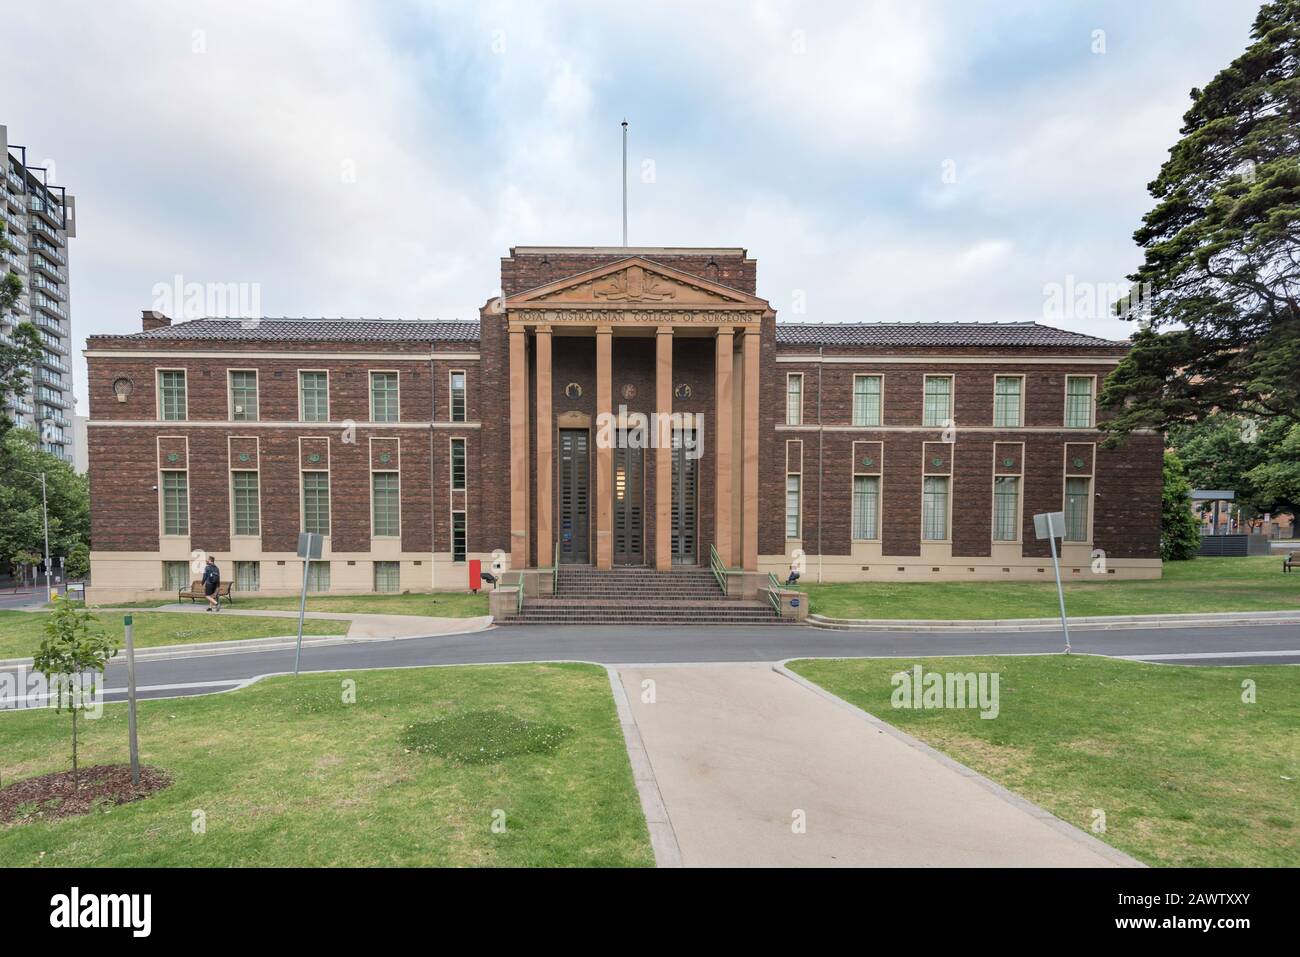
[{"xmin": 24, "ymin": 620, "xmax": 1294, "ymax": 703}]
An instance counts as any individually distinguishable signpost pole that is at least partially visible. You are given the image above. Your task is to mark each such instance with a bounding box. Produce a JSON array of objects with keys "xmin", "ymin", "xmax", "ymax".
[
  {"xmin": 1047, "ymin": 516, "xmax": 1071, "ymax": 654},
  {"xmin": 124, "ymin": 614, "xmax": 140, "ymax": 786},
  {"xmin": 294, "ymin": 552, "xmax": 310, "ymax": 677}
]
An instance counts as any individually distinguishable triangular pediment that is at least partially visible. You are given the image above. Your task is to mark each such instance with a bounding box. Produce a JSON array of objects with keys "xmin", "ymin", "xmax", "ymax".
[{"xmin": 506, "ymin": 257, "xmax": 768, "ymax": 310}]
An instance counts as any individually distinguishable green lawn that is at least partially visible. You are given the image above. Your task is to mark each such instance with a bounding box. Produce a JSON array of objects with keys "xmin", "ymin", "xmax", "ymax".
[
  {"xmin": 800, "ymin": 556, "xmax": 1299, "ymax": 620},
  {"xmin": 0, "ymin": 610, "xmax": 347, "ymax": 661},
  {"xmin": 0, "ymin": 663, "xmax": 652, "ymax": 867},
  {"xmin": 165, "ymin": 592, "xmax": 488, "ymax": 618},
  {"xmin": 788, "ymin": 655, "xmax": 1298, "ymax": 867}
]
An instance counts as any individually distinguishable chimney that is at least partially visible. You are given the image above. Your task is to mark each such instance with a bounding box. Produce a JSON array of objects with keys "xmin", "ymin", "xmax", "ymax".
[{"xmin": 142, "ymin": 310, "xmax": 171, "ymax": 332}]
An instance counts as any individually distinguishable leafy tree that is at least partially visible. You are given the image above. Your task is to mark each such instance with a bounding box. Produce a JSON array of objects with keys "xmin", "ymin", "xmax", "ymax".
[
  {"xmin": 1168, "ymin": 414, "xmax": 1297, "ymax": 525},
  {"xmin": 1102, "ymin": 1, "xmax": 1300, "ymax": 438},
  {"xmin": 1161, "ymin": 451, "xmax": 1203, "ymax": 561},
  {"xmin": 1246, "ymin": 422, "xmax": 1300, "ymax": 518},
  {"xmin": 65, "ymin": 542, "xmax": 90, "ymax": 582},
  {"xmin": 32, "ymin": 597, "xmax": 119, "ymax": 787},
  {"xmin": 0, "ymin": 219, "xmax": 41, "ymax": 445},
  {"xmin": 0, "ymin": 430, "xmax": 89, "ymax": 581},
  {"xmin": 0, "ymin": 220, "xmax": 23, "ymax": 317}
]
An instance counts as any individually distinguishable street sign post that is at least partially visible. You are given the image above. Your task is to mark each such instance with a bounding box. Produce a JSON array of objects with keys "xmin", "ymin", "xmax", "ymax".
[
  {"xmin": 293, "ymin": 533, "xmax": 323, "ymax": 676},
  {"xmin": 1033, "ymin": 511, "xmax": 1071, "ymax": 654},
  {"xmin": 124, "ymin": 614, "xmax": 140, "ymax": 786}
]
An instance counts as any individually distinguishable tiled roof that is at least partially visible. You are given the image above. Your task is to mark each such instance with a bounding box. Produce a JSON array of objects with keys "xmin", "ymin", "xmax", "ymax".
[
  {"xmin": 95, "ymin": 318, "xmax": 481, "ymax": 343},
  {"xmin": 775, "ymin": 322, "xmax": 1125, "ymax": 348}
]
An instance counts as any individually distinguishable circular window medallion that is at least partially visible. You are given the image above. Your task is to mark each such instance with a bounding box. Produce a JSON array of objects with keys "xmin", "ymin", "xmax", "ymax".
[
  {"xmin": 111, "ymin": 377, "xmax": 134, "ymax": 401},
  {"xmin": 565, "ymin": 382, "xmax": 583, "ymax": 400},
  {"xmin": 860, "ymin": 456, "xmax": 874, "ymax": 468},
  {"xmin": 1002, "ymin": 457, "xmax": 1015, "ymax": 468},
  {"xmin": 166, "ymin": 452, "xmax": 179, "ymax": 463},
  {"xmin": 1072, "ymin": 456, "xmax": 1085, "ymax": 469},
  {"xmin": 308, "ymin": 453, "xmax": 321, "ymax": 464},
  {"xmin": 674, "ymin": 383, "xmax": 692, "ymax": 400},
  {"xmin": 238, "ymin": 452, "xmax": 250, "ymax": 463},
  {"xmin": 379, "ymin": 452, "xmax": 392, "ymax": 464},
  {"xmin": 620, "ymin": 383, "xmax": 637, "ymax": 401},
  {"xmin": 931, "ymin": 456, "xmax": 944, "ymax": 467}
]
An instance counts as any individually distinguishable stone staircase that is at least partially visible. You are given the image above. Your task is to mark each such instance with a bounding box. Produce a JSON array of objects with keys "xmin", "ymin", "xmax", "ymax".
[{"xmin": 502, "ymin": 565, "xmax": 780, "ymax": 626}]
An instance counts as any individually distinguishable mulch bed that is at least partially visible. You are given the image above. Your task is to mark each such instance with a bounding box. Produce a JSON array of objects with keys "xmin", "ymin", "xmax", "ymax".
[{"xmin": 0, "ymin": 765, "xmax": 171, "ymax": 826}]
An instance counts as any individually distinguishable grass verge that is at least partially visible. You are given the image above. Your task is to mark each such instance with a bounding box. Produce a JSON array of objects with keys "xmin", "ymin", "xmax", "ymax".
[
  {"xmin": 0, "ymin": 663, "xmax": 652, "ymax": 867},
  {"xmin": 0, "ymin": 610, "xmax": 347, "ymax": 660},
  {"xmin": 788, "ymin": 654, "xmax": 1298, "ymax": 867},
  {"xmin": 190, "ymin": 592, "xmax": 488, "ymax": 618},
  {"xmin": 800, "ymin": 556, "xmax": 1299, "ymax": 620}
]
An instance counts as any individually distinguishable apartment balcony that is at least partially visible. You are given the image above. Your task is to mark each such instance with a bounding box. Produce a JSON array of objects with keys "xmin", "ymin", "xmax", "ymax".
[
  {"xmin": 4, "ymin": 251, "xmax": 26, "ymax": 274},
  {"xmin": 31, "ymin": 312, "xmax": 64, "ymax": 333},
  {"xmin": 37, "ymin": 368, "xmax": 66, "ymax": 388},
  {"xmin": 37, "ymin": 389, "xmax": 69, "ymax": 409},
  {"xmin": 28, "ymin": 195, "xmax": 63, "ymax": 228},
  {"xmin": 5, "ymin": 231, "xmax": 28, "ymax": 256},
  {"xmin": 29, "ymin": 255, "xmax": 65, "ymax": 282},
  {"xmin": 38, "ymin": 332, "xmax": 67, "ymax": 356},
  {"xmin": 31, "ymin": 275, "xmax": 65, "ymax": 300},
  {"xmin": 31, "ymin": 294, "xmax": 66, "ymax": 320},
  {"xmin": 30, "ymin": 238, "xmax": 65, "ymax": 265},
  {"xmin": 39, "ymin": 353, "xmax": 69, "ymax": 375},
  {"xmin": 41, "ymin": 408, "xmax": 70, "ymax": 427},
  {"xmin": 8, "ymin": 397, "xmax": 34, "ymax": 415},
  {"xmin": 27, "ymin": 216, "xmax": 62, "ymax": 245}
]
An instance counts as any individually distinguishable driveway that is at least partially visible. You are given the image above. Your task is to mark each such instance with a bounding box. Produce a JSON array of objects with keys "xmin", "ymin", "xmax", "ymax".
[{"xmin": 617, "ymin": 662, "xmax": 1139, "ymax": 867}]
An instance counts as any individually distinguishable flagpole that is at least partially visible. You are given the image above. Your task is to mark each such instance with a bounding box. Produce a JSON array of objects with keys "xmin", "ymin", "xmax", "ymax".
[{"xmin": 621, "ymin": 119, "xmax": 628, "ymax": 246}]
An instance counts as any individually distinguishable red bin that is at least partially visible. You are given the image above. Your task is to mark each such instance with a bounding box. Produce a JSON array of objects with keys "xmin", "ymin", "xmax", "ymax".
[{"xmin": 469, "ymin": 558, "xmax": 481, "ymax": 592}]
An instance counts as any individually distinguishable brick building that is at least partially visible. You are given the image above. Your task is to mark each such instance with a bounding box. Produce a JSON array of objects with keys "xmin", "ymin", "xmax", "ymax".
[{"xmin": 84, "ymin": 247, "xmax": 1162, "ymax": 603}]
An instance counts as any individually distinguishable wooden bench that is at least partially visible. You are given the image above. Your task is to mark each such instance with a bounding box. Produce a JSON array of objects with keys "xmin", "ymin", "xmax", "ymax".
[
  {"xmin": 179, "ymin": 580, "xmax": 234, "ymax": 603},
  {"xmin": 1285, "ymin": 553, "xmax": 1297, "ymax": 574}
]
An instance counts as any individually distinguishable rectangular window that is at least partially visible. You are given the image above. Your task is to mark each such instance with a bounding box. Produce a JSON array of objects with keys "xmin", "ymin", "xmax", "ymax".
[
  {"xmin": 299, "ymin": 371, "xmax": 329, "ymax": 422},
  {"xmin": 159, "ymin": 370, "xmax": 187, "ymax": 421},
  {"xmin": 1065, "ymin": 376, "xmax": 1094, "ymax": 428},
  {"xmin": 162, "ymin": 561, "xmax": 190, "ymax": 591},
  {"xmin": 450, "ymin": 371, "xmax": 466, "ymax": 422},
  {"xmin": 372, "ymin": 472, "xmax": 400, "ymax": 537},
  {"xmin": 1065, "ymin": 477, "xmax": 1091, "ymax": 541},
  {"xmin": 229, "ymin": 370, "xmax": 258, "ymax": 421},
  {"xmin": 233, "ymin": 561, "xmax": 260, "ymax": 592},
  {"xmin": 374, "ymin": 561, "xmax": 401, "ymax": 593},
  {"xmin": 302, "ymin": 471, "xmax": 330, "ymax": 535},
  {"xmin": 852, "ymin": 375, "xmax": 882, "ymax": 427},
  {"xmin": 231, "ymin": 470, "xmax": 260, "ymax": 536},
  {"xmin": 786, "ymin": 374, "xmax": 803, "ymax": 426},
  {"xmin": 162, "ymin": 471, "xmax": 189, "ymax": 535},
  {"xmin": 923, "ymin": 376, "xmax": 952, "ymax": 427},
  {"xmin": 993, "ymin": 376, "xmax": 1022, "ymax": 427},
  {"xmin": 993, "ymin": 476, "xmax": 1020, "ymax": 542},
  {"xmin": 370, "ymin": 371, "xmax": 399, "ymax": 423},
  {"xmin": 785, "ymin": 474, "xmax": 801, "ymax": 539},
  {"xmin": 450, "ymin": 438, "xmax": 466, "ymax": 491},
  {"xmin": 306, "ymin": 562, "xmax": 330, "ymax": 592},
  {"xmin": 852, "ymin": 475, "xmax": 879, "ymax": 540},
  {"xmin": 451, "ymin": 511, "xmax": 467, "ymax": 562},
  {"xmin": 922, "ymin": 476, "xmax": 949, "ymax": 541}
]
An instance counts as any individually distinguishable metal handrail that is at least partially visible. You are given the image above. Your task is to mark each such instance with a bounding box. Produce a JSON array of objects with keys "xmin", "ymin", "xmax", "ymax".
[
  {"xmin": 766, "ymin": 572, "xmax": 782, "ymax": 615},
  {"xmin": 709, "ymin": 543, "xmax": 729, "ymax": 596}
]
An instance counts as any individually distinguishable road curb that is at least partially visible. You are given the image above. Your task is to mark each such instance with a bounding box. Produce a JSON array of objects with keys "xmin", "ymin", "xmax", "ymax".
[
  {"xmin": 771, "ymin": 659, "xmax": 1146, "ymax": 868},
  {"xmin": 0, "ymin": 618, "xmax": 496, "ymax": 671},
  {"xmin": 606, "ymin": 667, "xmax": 684, "ymax": 868},
  {"xmin": 808, "ymin": 610, "xmax": 1300, "ymax": 632}
]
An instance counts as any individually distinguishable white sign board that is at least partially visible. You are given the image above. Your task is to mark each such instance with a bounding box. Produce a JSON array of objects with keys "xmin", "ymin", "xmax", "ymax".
[
  {"xmin": 297, "ymin": 532, "xmax": 323, "ymax": 560},
  {"xmin": 1033, "ymin": 511, "xmax": 1065, "ymax": 540}
]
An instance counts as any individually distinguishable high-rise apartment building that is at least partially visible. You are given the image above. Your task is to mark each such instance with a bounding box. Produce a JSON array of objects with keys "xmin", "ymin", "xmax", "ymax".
[{"xmin": 0, "ymin": 124, "xmax": 77, "ymax": 464}]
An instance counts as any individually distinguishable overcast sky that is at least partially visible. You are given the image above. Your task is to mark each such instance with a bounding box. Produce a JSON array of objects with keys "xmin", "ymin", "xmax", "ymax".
[{"xmin": 0, "ymin": 0, "xmax": 1264, "ymax": 413}]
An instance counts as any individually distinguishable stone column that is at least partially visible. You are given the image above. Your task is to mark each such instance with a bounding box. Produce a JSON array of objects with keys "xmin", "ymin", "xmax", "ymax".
[
  {"xmin": 714, "ymin": 328, "xmax": 734, "ymax": 568},
  {"xmin": 655, "ymin": 325, "xmax": 674, "ymax": 570},
  {"xmin": 508, "ymin": 326, "xmax": 529, "ymax": 569},
  {"xmin": 595, "ymin": 326, "xmax": 613, "ymax": 569},
  {"xmin": 534, "ymin": 326, "xmax": 552, "ymax": 569},
  {"xmin": 742, "ymin": 328, "xmax": 760, "ymax": 571}
]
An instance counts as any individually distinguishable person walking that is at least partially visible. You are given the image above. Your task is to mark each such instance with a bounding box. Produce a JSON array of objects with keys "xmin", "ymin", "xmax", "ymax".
[{"xmin": 202, "ymin": 556, "xmax": 222, "ymax": 612}]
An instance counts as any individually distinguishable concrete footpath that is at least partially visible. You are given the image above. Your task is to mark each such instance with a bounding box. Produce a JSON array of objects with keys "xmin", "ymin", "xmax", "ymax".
[{"xmin": 616, "ymin": 662, "xmax": 1139, "ymax": 868}]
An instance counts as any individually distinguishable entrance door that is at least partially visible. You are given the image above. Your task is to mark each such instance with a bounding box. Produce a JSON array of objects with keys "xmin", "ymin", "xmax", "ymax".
[
  {"xmin": 613, "ymin": 442, "xmax": 645, "ymax": 564},
  {"xmin": 558, "ymin": 429, "xmax": 589, "ymax": 563},
  {"xmin": 670, "ymin": 429, "xmax": 698, "ymax": 565}
]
